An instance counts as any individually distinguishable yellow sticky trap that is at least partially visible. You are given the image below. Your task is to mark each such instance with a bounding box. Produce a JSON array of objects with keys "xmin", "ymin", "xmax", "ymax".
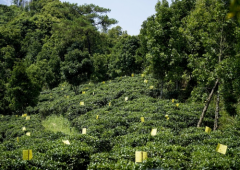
[
  {"xmin": 82, "ymin": 128, "xmax": 87, "ymax": 134},
  {"xmin": 216, "ymin": 143, "xmax": 227, "ymax": 154},
  {"xmin": 151, "ymin": 128, "xmax": 157, "ymax": 136},
  {"xmin": 96, "ymin": 115, "xmax": 99, "ymax": 119},
  {"xmin": 22, "ymin": 127, "xmax": 26, "ymax": 131},
  {"xmin": 102, "ymin": 81, "xmax": 105, "ymax": 84},
  {"xmin": 26, "ymin": 132, "xmax": 31, "ymax": 136},
  {"xmin": 23, "ymin": 150, "xmax": 32, "ymax": 160},
  {"xmin": 165, "ymin": 115, "xmax": 169, "ymax": 119},
  {"xmin": 109, "ymin": 102, "xmax": 111, "ymax": 106},
  {"xmin": 135, "ymin": 151, "xmax": 143, "ymax": 163},
  {"xmin": 26, "ymin": 116, "xmax": 30, "ymax": 120},
  {"xmin": 23, "ymin": 150, "xmax": 29, "ymax": 160},
  {"xmin": 29, "ymin": 150, "xmax": 33, "ymax": 160},
  {"xmin": 22, "ymin": 114, "xmax": 27, "ymax": 117},
  {"xmin": 172, "ymin": 99, "xmax": 175, "ymax": 103},
  {"xmin": 142, "ymin": 152, "xmax": 147, "ymax": 161},
  {"xmin": 131, "ymin": 73, "xmax": 134, "ymax": 77},
  {"xmin": 205, "ymin": 126, "xmax": 211, "ymax": 134},
  {"xmin": 144, "ymin": 79, "xmax": 148, "ymax": 83},
  {"xmin": 80, "ymin": 102, "xmax": 84, "ymax": 106},
  {"xmin": 17, "ymin": 137, "xmax": 19, "ymax": 142},
  {"xmin": 82, "ymin": 91, "xmax": 85, "ymax": 94},
  {"xmin": 150, "ymin": 86, "xmax": 154, "ymax": 89},
  {"xmin": 125, "ymin": 97, "xmax": 128, "ymax": 101},
  {"xmin": 176, "ymin": 103, "xmax": 179, "ymax": 107},
  {"xmin": 141, "ymin": 74, "xmax": 145, "ymax": 77},
  {"xmin": 62, "ymin": 140, "xmax": 70, "ymax": 145},
  {"xmin": 141, "ymin": 117, "xmax": 144, "ymax": 122}
]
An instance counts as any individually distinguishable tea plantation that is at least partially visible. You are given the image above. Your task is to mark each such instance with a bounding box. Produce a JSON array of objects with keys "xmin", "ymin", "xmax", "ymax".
[{"xmin": 0, "ymin": 75, "xmax": 240, "ymax": 169}]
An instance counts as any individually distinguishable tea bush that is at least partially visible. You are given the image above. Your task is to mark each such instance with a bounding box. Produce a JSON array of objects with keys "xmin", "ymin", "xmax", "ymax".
[{"xmin": 1, "ymin": 75, "xmax": 240, "ymax": 169}]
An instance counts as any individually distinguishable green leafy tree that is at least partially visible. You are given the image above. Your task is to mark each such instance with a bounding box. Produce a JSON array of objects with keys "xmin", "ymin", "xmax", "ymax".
[
  {"xmin": 37, "ymin": 42, "xmax": 61, "ymax": 88},
  {"xmin": 108, "ymin": 35, "xmax": 142, "ymax": 78},
  {"xmin": 7, "ymin": 62, "xmax": 42, "ymax": 114},
  {"xmin": 0, "ymin": 79, "xmax": 10, "ymax": 114},
  {"xmin": 34, "ymin": 59, "xmax": 55, "ymax": 89},
  {"xmin": 181, "ymin": 0, "xmax": 237, "ymax": 128},
  {"xmin": 140, "ymin": 0, "xmax": 196, "ymax": 97},
  {"xmin": 107, "ymin": 26, "xmax": 128, "ymax": 48},
  {"xmin": 91, "ymin": 53, "xmax": 109, "ymax": 82},
  {"xmin": 1, "ymin": 0, "xmax": 118, "ymax": 92},
  {"xmin": 0, "ymin": 5, "xmax": 21, "ymax": 26},
  {"xmin": 61, "ymin": 49, "xmax": 92, "ymax": 94}
]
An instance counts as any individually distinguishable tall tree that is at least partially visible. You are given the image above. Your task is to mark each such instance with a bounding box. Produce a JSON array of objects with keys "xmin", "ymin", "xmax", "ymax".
[
  {"xmin": 181, "ymin": 0, "xmax": 237, "ymax": 128},
  {"xmin": 61, "ymin": 49, "xmax": 92, "ymax": 94},
  {"xmin": 140, "ymin": 0, "xmax": 196, "ymax": 97},
  {"xmin": 91, "ymin": 53, "xmax": 109, "ymax": 82},
  {"xmin": 7, "ymin": 62, "xmax": 42, "ymax": 114},
  {"xmin": 108, "ymin": 35, "xmax": 142, "ymax": 78}
]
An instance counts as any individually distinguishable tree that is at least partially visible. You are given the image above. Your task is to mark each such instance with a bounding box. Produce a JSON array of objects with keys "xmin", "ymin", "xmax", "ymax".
[
  {"xmin": 107, "ymin": 26, "xmax": 128, "ymax": 48},
  {"xmin": 37, "ymin": 42, "xmax": 61, "ymax": 88},
  {"xmin": 91, "ymin": 53, "xmax": 109, "ymax": 82},
  {"xmin": 0, "ymin": 5, "xmax": 21, "ymax": 26},
  {"xmin": 35, "ymin": 59, "xmax": 55, "ymax": 89},
  {"xmin": 181, "ymin": 0, "xmax": 237, "ymax": 128},
  {"xmin": 7, "ymin": 62, "xmax": 42, "ymax": 114},
  {"xmin": 145, "ymin": 0, "xmax": 171, "ymax": 94},
  {"xmin": 139, "ymin": 0, "xmax": 196, "ymax": 98},
  {"xmin": 108, "ymin": 35, "xmax": 142, "ymax": 78},
  {"xmin": 0, "ymin": 79, "xmax": 9, "ymax": 114},
  {"xmin": 61, "ymin": 49, "xmax": 92, "ymax": 94}
]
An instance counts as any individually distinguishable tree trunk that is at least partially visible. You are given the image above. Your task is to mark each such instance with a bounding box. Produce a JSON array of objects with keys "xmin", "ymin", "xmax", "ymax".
[
  {"xmin": 214, "ymin": 89, "xmax": 220, "ymax": 131},
  {"xmin": 197, "ymin": 79, "xmax": 219, "ymax": 127}
]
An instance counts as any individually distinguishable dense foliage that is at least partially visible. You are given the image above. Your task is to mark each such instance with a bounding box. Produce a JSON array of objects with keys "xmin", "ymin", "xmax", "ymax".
[
  {"xmin": 1, "ymin": 0, "xmax": 240, "ymax": 115},
  {"xmin": 1, "ymin": 0, "xmax": 240, "ymax": 169}
]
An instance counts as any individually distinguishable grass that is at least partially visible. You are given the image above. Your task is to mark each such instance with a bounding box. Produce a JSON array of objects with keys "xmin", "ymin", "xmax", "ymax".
[{"xmin": 42, "ymin": 114, "xmax": 78, "ymax": 135}]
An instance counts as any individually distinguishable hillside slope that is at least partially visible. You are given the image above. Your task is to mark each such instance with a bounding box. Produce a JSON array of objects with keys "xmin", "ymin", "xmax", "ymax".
[{"xmin": 1, "ymin": 75, "xmax": 240, "ymax": 169}]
